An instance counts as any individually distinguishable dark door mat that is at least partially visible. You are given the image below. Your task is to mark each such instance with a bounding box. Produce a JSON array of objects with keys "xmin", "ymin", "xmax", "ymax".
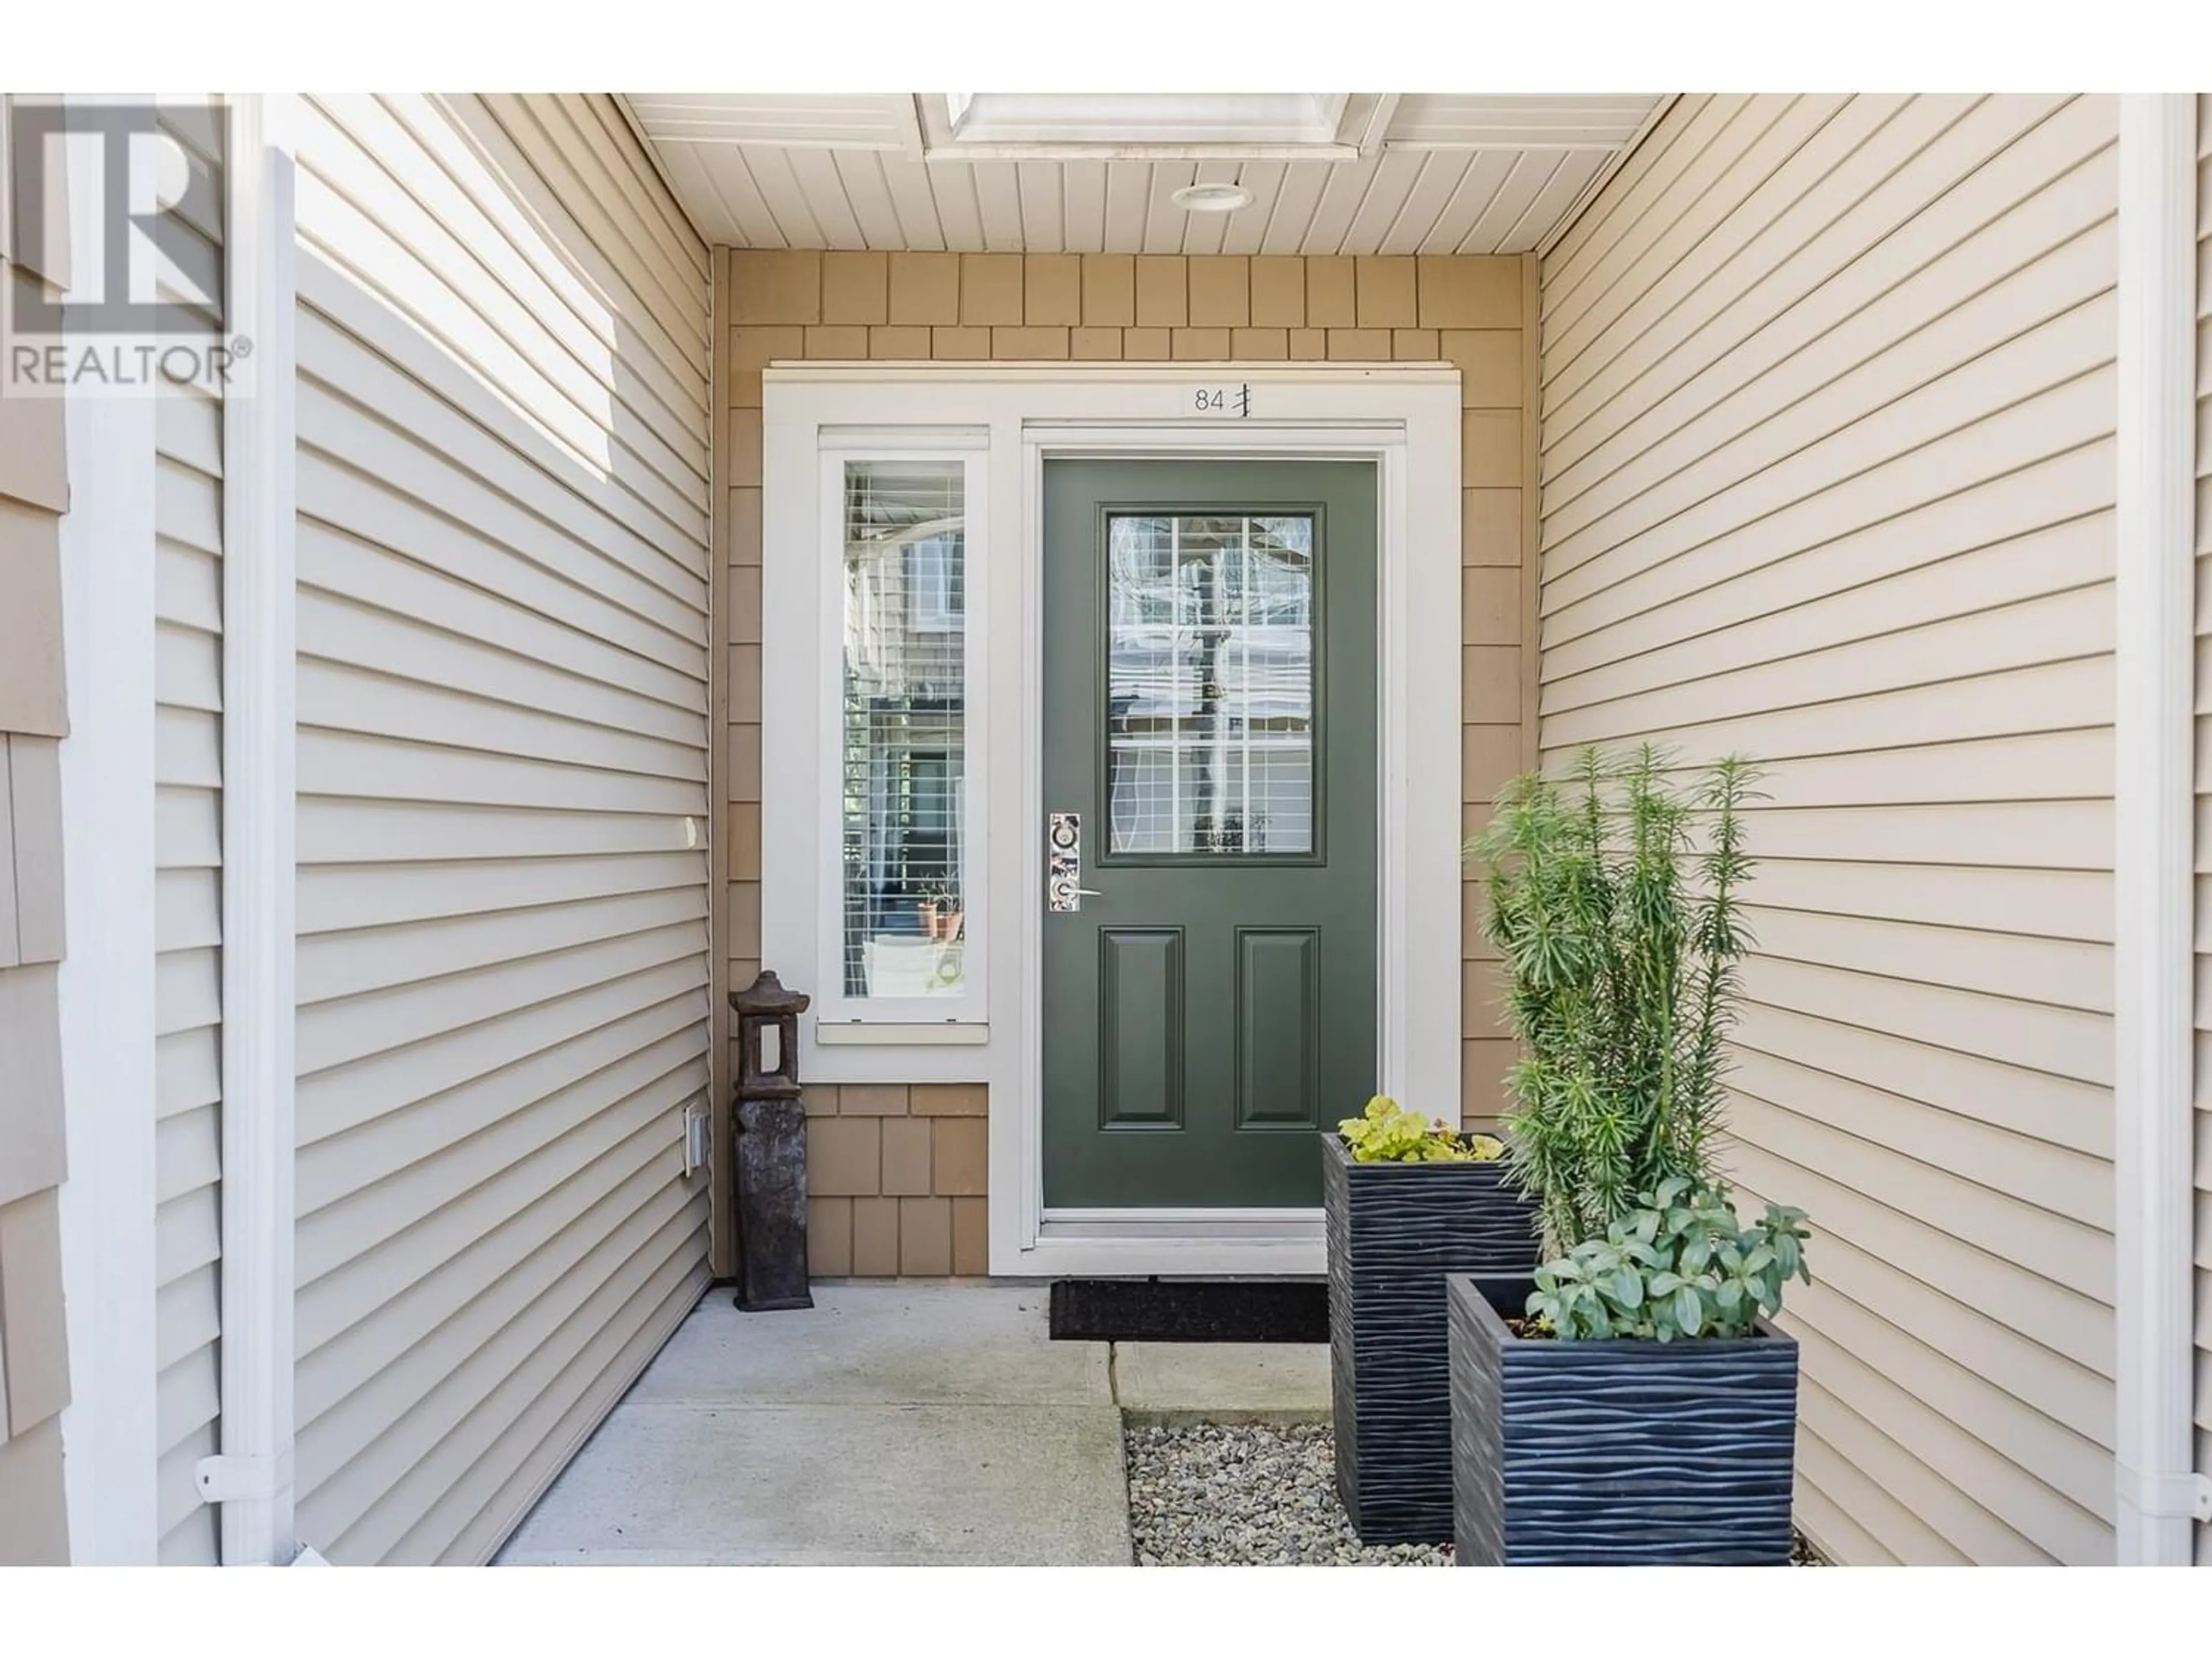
[{"xmin": 1048, "ymin": 1278, "xmax": 1328, "ymax": 1343}]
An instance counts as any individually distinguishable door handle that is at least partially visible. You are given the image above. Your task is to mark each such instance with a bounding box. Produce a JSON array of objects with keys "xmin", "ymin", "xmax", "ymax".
[{"xmin": 1048, "ymin": 811, "xmax": 1095, "ymax": 911}]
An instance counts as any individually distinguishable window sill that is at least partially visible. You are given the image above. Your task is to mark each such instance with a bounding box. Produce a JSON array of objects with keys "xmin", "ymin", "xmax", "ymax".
[{"xmin": 813, "ymin": 1021, "xmax": 990, "ymax": 1047}]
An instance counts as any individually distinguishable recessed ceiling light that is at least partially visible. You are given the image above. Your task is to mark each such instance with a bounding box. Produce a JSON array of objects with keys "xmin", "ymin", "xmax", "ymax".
[{"xmin": 1171, "ymin": 182, "xmax": 1253, "ymax": 214}]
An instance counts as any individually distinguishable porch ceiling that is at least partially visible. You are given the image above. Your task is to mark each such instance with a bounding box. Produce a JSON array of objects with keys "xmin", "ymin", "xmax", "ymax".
[{"xmin": 619, "ymin": 93, "xmax": 1671, "ymax": 255}]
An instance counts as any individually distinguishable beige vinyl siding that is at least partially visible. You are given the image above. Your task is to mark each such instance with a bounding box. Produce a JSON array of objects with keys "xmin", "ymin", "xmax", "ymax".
[
  {"xmin": 2194, "ymin": 92, "xmax": 2211, "ymax": 1571},
  {"xmin": 1537, "ymin": 94, "xmax": 2119, "ymax": 1565},
  {"xmin": 291, "ymin": 94, "xmax": 713, "ymax": 1565},
  {"xmin": 151, "ymin": 98, "xmax": 229, "ymax": 1567}
]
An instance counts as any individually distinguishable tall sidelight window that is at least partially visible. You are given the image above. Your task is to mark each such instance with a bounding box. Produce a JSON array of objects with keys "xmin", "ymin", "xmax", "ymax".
[{"xmin": 839, "ymin": 458, "xmax": 975, "ymax": 1005}]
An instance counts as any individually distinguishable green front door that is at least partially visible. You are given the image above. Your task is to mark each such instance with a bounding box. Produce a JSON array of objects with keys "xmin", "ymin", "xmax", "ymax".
[{"xmin": 1041, "ymin": 459, "xmax": 1378, "ymax": 1211}]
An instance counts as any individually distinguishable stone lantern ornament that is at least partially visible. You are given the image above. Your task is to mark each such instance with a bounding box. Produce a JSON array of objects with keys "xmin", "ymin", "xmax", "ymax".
[{"xmin": 729, "ymin": 969, "xmax": 813, "ymax": 1312}]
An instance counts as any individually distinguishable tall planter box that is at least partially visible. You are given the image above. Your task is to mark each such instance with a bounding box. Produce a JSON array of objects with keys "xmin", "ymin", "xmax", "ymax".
[
  {"xmin": 1321, "ymin": 1135, "xmax": 1540, "ymax": 1544},
  {"xmin": 1447, "ymin": 1274, "xmax": 1800, "ymax": 1565}
]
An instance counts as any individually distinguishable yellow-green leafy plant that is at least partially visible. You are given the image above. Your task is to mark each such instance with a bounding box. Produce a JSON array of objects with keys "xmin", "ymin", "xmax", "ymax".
[{"xmin": 1338, "ymin": 1094, "xmax": 1505, "ymax": 1164}]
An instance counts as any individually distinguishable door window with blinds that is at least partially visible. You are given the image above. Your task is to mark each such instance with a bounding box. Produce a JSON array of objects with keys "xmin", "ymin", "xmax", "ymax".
[
  {"xmin": 832, "ymin": 454, "xmax": 984, "ymax": 1015},
  {"xmin": 1105, "ymin": 512, "xmax": 1317, "ymax": 859}
]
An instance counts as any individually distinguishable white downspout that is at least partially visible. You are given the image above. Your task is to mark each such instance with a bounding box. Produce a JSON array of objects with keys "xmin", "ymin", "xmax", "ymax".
[
  {"xmin": 2111, "ymin": 92, "xmax": 2211, "ymax": 1564},
  {"xmin": 192, "ymin": 92, "xmax": 304, "ymax": 1565}
]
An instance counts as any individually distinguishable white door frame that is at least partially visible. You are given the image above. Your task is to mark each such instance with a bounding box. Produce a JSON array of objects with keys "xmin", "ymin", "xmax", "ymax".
[
  {"xmin": 759, "ymin": 363, "xmax": 1463, "ymax": 1278},
  {"xmin": 1020, "ymin": 423, "xmax": 1440, "ymax": 1277}
]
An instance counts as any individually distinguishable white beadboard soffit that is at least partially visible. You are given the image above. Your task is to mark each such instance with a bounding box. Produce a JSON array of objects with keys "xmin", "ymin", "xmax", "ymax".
[{"xmin": 619, "ymin": 93, "xmax": 1669, "ymax": 254}]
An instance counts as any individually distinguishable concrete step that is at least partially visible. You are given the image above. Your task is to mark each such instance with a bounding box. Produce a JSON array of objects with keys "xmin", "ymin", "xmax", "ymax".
[{"xmin": 1111, "ymin": 1340, "xmax": 1332, "ymax": 1425}]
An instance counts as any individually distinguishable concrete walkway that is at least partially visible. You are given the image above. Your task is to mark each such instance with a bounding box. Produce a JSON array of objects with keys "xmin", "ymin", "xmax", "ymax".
[{"xmin": 497, "ymin": 1282, "xmax": 1329, "ymax": 1567}]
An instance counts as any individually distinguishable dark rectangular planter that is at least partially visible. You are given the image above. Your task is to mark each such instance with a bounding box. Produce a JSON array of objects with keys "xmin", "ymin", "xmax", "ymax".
[
  {"xmin": 1447, "ymin": 1272, "xmax": 1800, "ymax": 1565},
  {"xmin": 1321, "ymin": 1134, "xmax": 1541, "ymax": 1545}
]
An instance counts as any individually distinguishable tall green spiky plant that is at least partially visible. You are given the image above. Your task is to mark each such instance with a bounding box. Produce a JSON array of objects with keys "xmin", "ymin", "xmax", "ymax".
[{"xmin": 1471, "ymin": 745, "xmax": 1761, "ymax": 1256}]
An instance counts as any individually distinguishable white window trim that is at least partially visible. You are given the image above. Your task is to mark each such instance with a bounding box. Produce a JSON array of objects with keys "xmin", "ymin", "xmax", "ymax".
[
  {"xmin": 811, "ymin": 441, "xmax": 990, "ymax": 1029},
  {"xmin": 762, "ymin": 363, "xmax": 1463, "ymax": 1277}
]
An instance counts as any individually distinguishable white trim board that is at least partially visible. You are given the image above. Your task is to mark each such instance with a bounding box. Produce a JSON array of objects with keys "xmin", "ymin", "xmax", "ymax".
[
  {"xmin": 760, "ymin": 363, "xmax": 1463, "ymax": 1278},
  {"xmin": 2111, "ymin": 93, "xmax": 2208, "ymax": 1562},
  {"xmin": 54, "ymin": 96, "xmax": 163, "ymax": 1563}
]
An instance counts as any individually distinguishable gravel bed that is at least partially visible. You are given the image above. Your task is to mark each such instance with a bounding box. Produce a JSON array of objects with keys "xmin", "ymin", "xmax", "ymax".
[
  {"xmin": 1124, "ymin": 1422, "xmax": 1449, "ymax": 1566},
  {"xmin": 1124, "ymin": 1421, "xmax": 1829, "ymax": 1566}
]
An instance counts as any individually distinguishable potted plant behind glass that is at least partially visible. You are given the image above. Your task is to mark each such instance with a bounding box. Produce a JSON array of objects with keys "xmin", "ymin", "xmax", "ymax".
[
  {"xmin": 1448, "ymin": 745, "xmax": 1815, "ymax": 1566},
  {"xmin": 1321, "ymin": 1097, "xmax": 1539, "ymax": 1546},
  {"xmin": 917, "ymin": 880, "xmax": 964, "ymax": 944}
]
